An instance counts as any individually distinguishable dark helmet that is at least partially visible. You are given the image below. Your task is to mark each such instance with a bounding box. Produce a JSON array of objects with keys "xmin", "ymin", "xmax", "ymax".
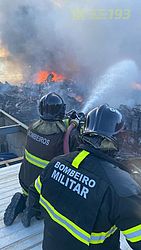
[
  {"xmin": 82, "ymin": 104, "xmax": 125, "ymax": 152},
  {"xmin": 39, "ymin": 92, "xmax": 66, "ymax": 121},
  {"xmin": 85, "ymin": 104, "xmax": 124, "ymax": 138}
]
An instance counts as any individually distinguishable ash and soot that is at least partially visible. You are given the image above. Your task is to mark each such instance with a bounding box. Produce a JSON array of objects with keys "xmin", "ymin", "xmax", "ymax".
[
  {"xmin": 0, "ymin": 0, "xmax": 141, "ymax": 86},
  {"xmin": 0, "ymin": 0, "xmax": 141, "ymax": 159},
  {"xmin": 0, "ymin": 3, "xmax": 141, "ymax": 249}
]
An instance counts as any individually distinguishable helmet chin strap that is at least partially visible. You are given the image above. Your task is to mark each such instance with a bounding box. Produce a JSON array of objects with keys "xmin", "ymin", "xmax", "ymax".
[
  {"xmin": 82, "ymin": 134, "xmax": 119, "ymax": 152},
  {"xmin": 99, "ymin": 138, "xmax": 118, "ymax": 151}
]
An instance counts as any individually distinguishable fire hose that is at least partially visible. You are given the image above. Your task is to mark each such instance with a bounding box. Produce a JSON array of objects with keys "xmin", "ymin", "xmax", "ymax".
[
  {"xmin": 63, "ymin": 110, "xmax": 86, "ymax": 154},
  {"xmin": 63, "ymin": 121, "xmax": 78, "ymax": 154},
  {"xmin": 63, "ymin": 123, "xmax": 75, "ymax": 154}
]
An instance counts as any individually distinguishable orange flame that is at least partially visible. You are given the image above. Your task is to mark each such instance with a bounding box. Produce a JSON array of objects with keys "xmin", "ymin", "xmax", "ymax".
[
  {"xmin": 0, "ymin": 47, "xmax": 9, "ymax": 58},
  {"xmin": 36, "ymin": 70, "xmax": 65, "ymax": 84}
]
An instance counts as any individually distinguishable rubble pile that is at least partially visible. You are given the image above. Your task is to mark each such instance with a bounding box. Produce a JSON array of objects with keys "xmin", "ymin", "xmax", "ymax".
[
  {"xmin": 0, "ymin": 81, "xmax": 84, "ymax": 125},
  {"xmin": 0, "ymin": 82, "xmax": 39, "ymax": 125},
  {"xmin": 0, "ymin": 81, "xmax": 140, "ymax": 156},
  {"xmin": 119, "ymin": 104, "xmax": 141, "ymax": 156}
]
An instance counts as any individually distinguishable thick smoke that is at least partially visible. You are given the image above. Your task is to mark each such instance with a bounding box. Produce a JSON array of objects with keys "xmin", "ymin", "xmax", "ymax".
[
  {"xmin": 82, "ymin": 60, "xmax": 140, "ymax": 112},
  {"xmin": 0, "ymin": 0, "xmax": 141, "ymax": 108}
]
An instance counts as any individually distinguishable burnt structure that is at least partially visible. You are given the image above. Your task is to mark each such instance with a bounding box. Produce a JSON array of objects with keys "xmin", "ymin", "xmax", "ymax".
[
  {"xmin": 119, "ymin": 104, "xmax": 141, "ymax": 156},
  {"xmin": 0, "ymin": 81, "xmax": 84, "ymax": 125},
  {"xmin": 0, "ymin": 82, "xmax": 141, "ymax": 156}
]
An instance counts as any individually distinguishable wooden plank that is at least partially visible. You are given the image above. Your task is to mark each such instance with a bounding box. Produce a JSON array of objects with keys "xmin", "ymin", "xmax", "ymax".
[
  {"xmin": 0, "ymin": 221, "xmax": 43, "ymax": 244},
  {"xmin": 0, "ymin": 175, "xmax": 18, "ymax": 183},
  {"xmin": 0, "ymin": 197, "xmax": 15, "ymax": 212},
  {"xmin": 0, "ymin": 178, "xmax": 18, "ymax": 187},
  {"xmin": 0, "ymin": 163, "xmax": 21, "ymax": 173},
  {"xmin": 0, "ymin": 187, "xmax": 21, "ymax": 201},
  {"xmin": 0, "ymin": 183, "xmax": 21, "ymax": 193},
  {"xmin": 0, "ymin": 164, "xmax": 44, "ymax": 250},
  {"xmin": 0, "ymin": 168, "xmax": 19, "ymax": 175},
  {"xmin": 0, "ymin": 165, "xmax": 19, "ymax": 174},
  {"xmin": 27, "ymin": 243, "xmax": 42, "ymax": 250},
  {"xmin": 2, "ymin": 235, "xmax": 42, "ymax": 250}
]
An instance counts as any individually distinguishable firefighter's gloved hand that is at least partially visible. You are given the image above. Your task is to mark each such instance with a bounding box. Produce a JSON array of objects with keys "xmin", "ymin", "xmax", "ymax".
[
  {"xmin": 78, "ymin": 112, "xmax": 85, "ymax": 120},
  {"xmin": 70, "ymin": 118, "xmax": 79, "ymax": 127},
  {"xmin": 66, "ymin": 110, "xmax": 77, "ymax": 119}
]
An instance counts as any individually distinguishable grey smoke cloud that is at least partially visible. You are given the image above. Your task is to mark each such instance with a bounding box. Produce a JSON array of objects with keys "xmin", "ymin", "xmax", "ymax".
[
  {"xmin": 0, "ymin": 0, "xmax": 141, "ymax": 108},
  {"xmin": 82, "ymin": 60, "xmax": 140, "ymax": 112}
]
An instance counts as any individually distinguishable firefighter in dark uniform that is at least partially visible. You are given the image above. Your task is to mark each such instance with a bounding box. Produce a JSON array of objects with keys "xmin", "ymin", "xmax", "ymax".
[
  {"xmin": 21, "ymin": 104, "xmax": 141, "ymax": 250},
  {"xmin": 4, "ymin": 92, "xmax": 80, "ymax": 226}
]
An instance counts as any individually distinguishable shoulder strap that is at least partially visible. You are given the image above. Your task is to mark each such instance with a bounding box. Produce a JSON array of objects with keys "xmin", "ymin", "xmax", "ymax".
[{"xmin": 56, "ymin": 121, "xmax": 67, "ymax": 133}]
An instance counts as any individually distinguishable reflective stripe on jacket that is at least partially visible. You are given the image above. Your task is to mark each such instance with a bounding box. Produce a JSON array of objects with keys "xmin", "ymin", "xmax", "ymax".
[
  {"xmin": 33, "ymin": 148, "xmax": 141, "ymax": 250},
  {"xmin": 19, "ymin": 121, "xmax": 66, "ymax": 192}
]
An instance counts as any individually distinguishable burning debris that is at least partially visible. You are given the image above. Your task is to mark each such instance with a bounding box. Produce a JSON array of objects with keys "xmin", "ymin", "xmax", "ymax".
[
  {"xmin": 0, "ymin": 78, "xmax": 141, "ymax": 158},
  {"xmin": 118, "ymin": 104, "xmax": 141, "ymax": 157},
  {"xmin": 0, "ymin": 79, "xmax": 85, "ymax": 125},
  {"xmin": 35, "ymin": 71, "xmax": 65, "ymax": 84}
]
